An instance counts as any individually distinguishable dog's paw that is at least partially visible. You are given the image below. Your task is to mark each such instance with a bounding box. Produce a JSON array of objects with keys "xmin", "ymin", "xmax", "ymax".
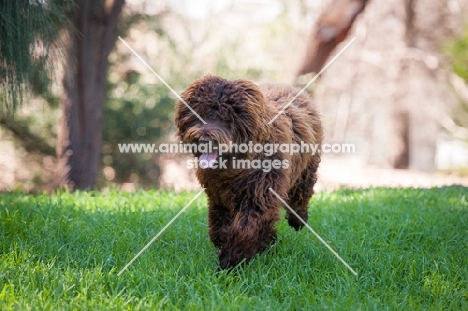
[
  {"xmin": 218, "ymin": 252, "xmax": 247, "ymax": 270},
  {"xmin": 286, "ymin": 214, "xmax": 307, "ymax": 231},
  {"xmin": 219, "ymin": 254, "xmax": 236, "ymax": 270}
]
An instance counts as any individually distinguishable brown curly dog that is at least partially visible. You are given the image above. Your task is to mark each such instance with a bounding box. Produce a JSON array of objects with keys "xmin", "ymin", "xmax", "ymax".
[{"xmin": 175, "ymin": 75, "xmax": 323, "ymax": 269}]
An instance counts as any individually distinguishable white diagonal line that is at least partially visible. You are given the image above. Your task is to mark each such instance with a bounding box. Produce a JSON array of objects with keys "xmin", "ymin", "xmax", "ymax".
[
  {"xmin": 268, "ymin": 37, "xmax": 357, "ymax": 124},
  {"xmin": 269, "ymin": 188, "xmax": 357, "ymax": 276},
  {"xmin": 118, "ymin": 36, "xmax": 207, "ymax": 125},
  {"xmin": 117, "ymin": 188, "xmax": 205, "ymax": 276}
]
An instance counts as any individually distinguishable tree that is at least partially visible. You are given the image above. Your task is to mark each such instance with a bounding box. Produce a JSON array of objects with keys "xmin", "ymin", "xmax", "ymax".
[{"xmin": 55, "ymin": 0, "xmax": 125, "ymax": 190}]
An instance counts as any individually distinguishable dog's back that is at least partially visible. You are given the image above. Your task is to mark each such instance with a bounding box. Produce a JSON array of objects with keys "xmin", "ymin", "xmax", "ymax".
[{"xmin": 259, "ymin": 83, "xmax": 322, "ymax": 149}]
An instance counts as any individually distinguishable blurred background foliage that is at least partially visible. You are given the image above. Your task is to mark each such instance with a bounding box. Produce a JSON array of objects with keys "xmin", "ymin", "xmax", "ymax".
[
  {"xmin": 0, "ymin": 0, "xmax": 73, "ymax": 112},
  {"xmin": 448, "ymin": 27, "xmax": 468, "ymax": 82},
  {"xmin": 1, "ymin": 0, "xmax": 468, "ymax": 191},
  {"xmin": 103, "ymin": 70, "xmax": 174, "ymax": 186},
  {"xmin": 446, "ymin": 25, "xmax": 468, "ymax": 144}
]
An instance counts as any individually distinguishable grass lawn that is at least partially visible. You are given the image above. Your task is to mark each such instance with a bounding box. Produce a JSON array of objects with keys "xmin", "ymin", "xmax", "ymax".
[{"xmin": 1, "ymin": 186, "xmax": 467, "ymax": 310}]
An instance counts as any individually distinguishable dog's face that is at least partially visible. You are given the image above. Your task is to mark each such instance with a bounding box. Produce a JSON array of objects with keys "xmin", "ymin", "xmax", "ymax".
[{"xmin": 175, "ymin": 75, "xmax": 270, "ymax": 162}]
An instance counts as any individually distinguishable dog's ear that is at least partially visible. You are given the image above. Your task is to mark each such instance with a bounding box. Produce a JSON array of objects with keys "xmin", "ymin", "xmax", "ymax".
[
  {"xmin": 174, "ymin": 85, "xmax": 195, "ymax": 140},
  {"xmin": 176, "ymin": 75, "xmax": 216, "ymax": 115},
  {"xmin": 174, "ymin": 76, "xmax": 208, "ymax": 135},
  {"xmin": 232, "ymin": 80, "xmax": 265, "ymax": 112},
  {"xmin": 232, "ymin": 80, "xmax": 270, "ymax": 142}
]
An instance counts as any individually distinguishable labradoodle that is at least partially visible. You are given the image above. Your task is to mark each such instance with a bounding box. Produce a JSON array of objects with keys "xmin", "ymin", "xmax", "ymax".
[{"xmin": 175, "ymin": 75, "xmax": 322, "ymax": 269}]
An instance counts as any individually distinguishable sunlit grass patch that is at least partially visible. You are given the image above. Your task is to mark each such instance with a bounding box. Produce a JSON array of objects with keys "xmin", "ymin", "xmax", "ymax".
[{"xmin": 0, "ymin": 186, "xmax": 467, "ymax": 310}]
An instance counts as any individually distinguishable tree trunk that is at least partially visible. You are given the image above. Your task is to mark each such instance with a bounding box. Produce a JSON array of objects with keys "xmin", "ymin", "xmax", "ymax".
[
  {"xmin": 387, "ymin": 0, "xmax": 414, "ymax": 170},
  {"xmin": 55, "ymin": 0, "xmax": 125, "ymax": 190},
  {"xmin": 391, "ymin": 110, "xmax": 410, "ymax": 169}
]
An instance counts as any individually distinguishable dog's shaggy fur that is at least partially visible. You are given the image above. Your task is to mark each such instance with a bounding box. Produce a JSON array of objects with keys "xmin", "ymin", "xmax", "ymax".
[{"xmin": 175, "ymin": 75, "xmax": 323, "ymax": 269}]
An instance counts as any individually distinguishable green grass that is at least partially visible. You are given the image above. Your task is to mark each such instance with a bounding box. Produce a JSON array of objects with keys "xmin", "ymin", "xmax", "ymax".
[{"xmin": 1, "ymin": 187, "xmax": 467, "ymax": 310}]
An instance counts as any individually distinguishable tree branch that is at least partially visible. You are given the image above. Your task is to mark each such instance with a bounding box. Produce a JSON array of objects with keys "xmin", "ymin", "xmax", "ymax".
[
  {"xmin": 295, "ymin": 0, "xmax": 370, "ymax": 79},
  {"xmin": 0, "ymin": 115, "xmax": 55, "ymax": 156}
]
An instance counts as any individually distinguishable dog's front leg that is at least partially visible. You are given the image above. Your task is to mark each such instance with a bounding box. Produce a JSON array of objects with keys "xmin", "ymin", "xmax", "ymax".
[
  {"xmin": 218, "ymin": 194, "xmax": 281, "ymax": 269},
  {"xmin": 208, "ymin": 203, "xmax": 233, "ymax": 249}
]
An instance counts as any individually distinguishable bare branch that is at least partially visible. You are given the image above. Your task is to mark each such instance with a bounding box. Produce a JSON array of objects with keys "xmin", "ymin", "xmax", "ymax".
[{"xmin": 295, "ymin": 0, "xmax": 369, "ymax": 79}]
